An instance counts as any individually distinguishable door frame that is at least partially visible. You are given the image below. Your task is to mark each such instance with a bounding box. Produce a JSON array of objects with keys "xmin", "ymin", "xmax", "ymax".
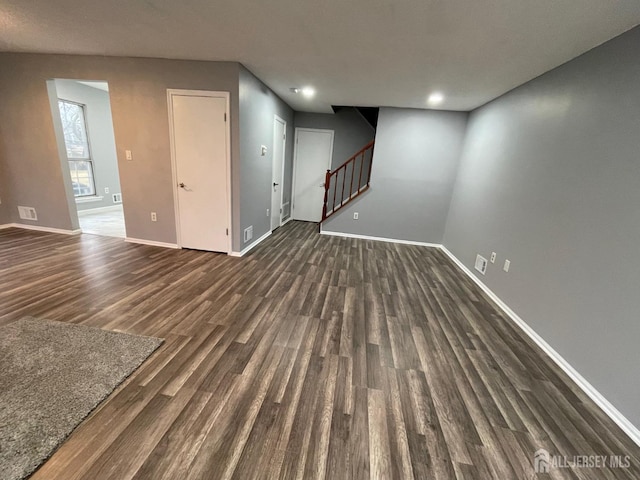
[
  {"xmin": 291, "ymin": 127, "xmax": 334, "ymax": 221},
  {"xmin": 271, "ymin": 114, "xmax": 287, "ymax": 230},
  {"xmin": 167, "ymin": 89, "xmax": 232, "ymax": 253}
]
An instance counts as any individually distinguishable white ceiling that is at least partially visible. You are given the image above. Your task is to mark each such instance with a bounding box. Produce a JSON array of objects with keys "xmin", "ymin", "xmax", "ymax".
[{"xmin": 1, "ymin": 0, "xmax": 639, "ymax": 113}]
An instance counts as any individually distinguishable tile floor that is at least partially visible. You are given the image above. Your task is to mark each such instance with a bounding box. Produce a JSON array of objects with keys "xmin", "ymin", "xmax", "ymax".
[{"xmin": 77, "ymin": 205, "xmax": 126, "ymax": 238}]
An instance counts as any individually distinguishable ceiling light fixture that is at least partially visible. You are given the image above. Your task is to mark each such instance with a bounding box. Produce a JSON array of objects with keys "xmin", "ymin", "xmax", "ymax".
[
  {"xmin": 427, "ymin": 92, "xmax": 444, "ymax": 106},
  {"xmin": 290, "ymin": 86, "xmax": 315, "ymax": 98}
]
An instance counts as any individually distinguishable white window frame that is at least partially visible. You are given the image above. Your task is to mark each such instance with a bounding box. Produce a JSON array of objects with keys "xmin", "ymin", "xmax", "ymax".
[{"xmin": 58, "ymin": 99, "xmax": 97, "ymax": 198}]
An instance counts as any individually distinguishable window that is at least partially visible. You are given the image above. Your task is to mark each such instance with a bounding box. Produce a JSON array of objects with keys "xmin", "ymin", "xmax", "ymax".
[{"xmin": 58, "ymin": 100, "xmax": 96, "ymax": 197}]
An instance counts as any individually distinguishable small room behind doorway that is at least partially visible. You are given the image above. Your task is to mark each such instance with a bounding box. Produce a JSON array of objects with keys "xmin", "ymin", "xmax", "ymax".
[{"xmin": 49, "ymin": 79, "xmax": 126, "ymax": 238}]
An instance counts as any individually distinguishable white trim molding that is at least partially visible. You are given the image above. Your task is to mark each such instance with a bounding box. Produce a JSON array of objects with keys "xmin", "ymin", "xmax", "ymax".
[
  {"xmin": 1, "ymin": 223, "xmax": 81, "ymax": 235},
  {"xmin": 229, "ymin": 230, "xmax": 272, "ymax": 257},
  {"xmin": 75, "ymin": 195, "xmax": 104, "ymax": 204},
  {"xmin": 77, "ymin": 205, "xmax": 123, "ymax": 215},
  {"xmin": 320, "ymin": 229, "xmax": 441, "ymax": 248},
  {"xmin": 439, "ymin": 245, "xmax": 640, "ymax": 447},
  {"xmin": 125, "ymin": 237, "xmax": 180, "ymax": 249}
]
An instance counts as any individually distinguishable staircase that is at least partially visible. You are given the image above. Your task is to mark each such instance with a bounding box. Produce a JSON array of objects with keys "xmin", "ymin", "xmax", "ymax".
[{"xmin": 321, "ymin": 140, "xmax": 375, "ymax": 222}]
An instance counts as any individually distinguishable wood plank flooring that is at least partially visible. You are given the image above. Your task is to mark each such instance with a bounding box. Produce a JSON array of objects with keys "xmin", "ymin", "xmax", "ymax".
[{"xmin": 0, "ymin": 221, "xmax": 638, "ymax": 479}]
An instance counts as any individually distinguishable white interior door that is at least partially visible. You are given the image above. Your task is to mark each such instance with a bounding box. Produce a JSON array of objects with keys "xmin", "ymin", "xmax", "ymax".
[
  {"xmin": 169, "ymin": 91, "xmax": 230, "ymax": 252},
  {"xmin": 293, "ymin": 128, "xmax": 334, "ymax": 222},
  {"xmin": 271, "ymin": 116, "xmax": 286, "ymax": 231}
]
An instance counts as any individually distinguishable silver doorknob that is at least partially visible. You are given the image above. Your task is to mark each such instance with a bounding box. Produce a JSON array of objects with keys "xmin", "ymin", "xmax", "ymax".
[{"xmin": 273, "ymin": 182, "xmax": 279, "ymax": 187}]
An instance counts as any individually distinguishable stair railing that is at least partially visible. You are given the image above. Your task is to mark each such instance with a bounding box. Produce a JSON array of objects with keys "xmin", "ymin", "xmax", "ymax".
[{"xmin": 321, "ymin": 140, "xmax": 374, "ymax": 222}]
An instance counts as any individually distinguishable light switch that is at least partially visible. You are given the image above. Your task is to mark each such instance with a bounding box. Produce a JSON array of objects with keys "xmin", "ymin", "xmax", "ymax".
[{"xmin": 125, "ymin": 150, "xmax": 133, "ymax": 161}]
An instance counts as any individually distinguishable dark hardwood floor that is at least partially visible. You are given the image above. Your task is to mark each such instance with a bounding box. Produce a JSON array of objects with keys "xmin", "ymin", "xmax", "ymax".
[{"xmin": 1, "ymin": 221, "xmax": 638, "ymax": 479}]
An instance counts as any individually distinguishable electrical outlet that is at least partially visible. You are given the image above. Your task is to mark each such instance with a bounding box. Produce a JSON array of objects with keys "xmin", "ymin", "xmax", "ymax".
[
  {"xmin": 490, "ymin": 252, "xmax": 496, "ymax": 263},
  {"xmin": 151, "ymin": 212, "xmax": 157, "ymax": 222},
  {"xmin": 266, "ymin": 208, "xmax": 270, "ymax": 217},
  {"xmin": 353, "ymin": 212, "xmax": 359, "ymax": 220},
  {"xmin": 503, "ymin": 259, "xmax": 510, "ymax": 272},
  {"xmin": 104, "ymin": 187, "xmax": 110, "ymax": 194},
  {"xmin": 125, "ymin": 150, "xmax": 133, "ymax": 161}
]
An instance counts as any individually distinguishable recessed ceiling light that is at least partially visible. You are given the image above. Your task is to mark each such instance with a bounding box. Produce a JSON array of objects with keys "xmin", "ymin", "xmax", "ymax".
[
  {"xmin": 427, "ymin": 92, "xmax": 444, "ymax": 106},
  {"xmin": 301, "ymin": 87, "xmax": 315, "ymax": 98}
]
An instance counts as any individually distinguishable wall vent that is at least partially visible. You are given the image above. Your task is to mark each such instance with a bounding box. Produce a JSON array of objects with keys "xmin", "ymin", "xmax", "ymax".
[
  {"xmin": 474, "ymin": 254, "xmax": 488, "ymax": 275},
  {"xmin": 17, "ymin": 206, "xmax": 38, "ymax": 221},
  {"xmin": 244, "ymin": 225, "xmax": 253, "ymax": 243},
  {"xmin": 112, "ymin": 193, "xmax": 122, "ymax": 203}
]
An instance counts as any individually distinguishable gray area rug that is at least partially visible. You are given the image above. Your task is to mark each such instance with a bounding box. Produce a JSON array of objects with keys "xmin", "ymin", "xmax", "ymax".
[{"xmin": 0, "ymin": 317, "xmax": 163, "ymax": 480}]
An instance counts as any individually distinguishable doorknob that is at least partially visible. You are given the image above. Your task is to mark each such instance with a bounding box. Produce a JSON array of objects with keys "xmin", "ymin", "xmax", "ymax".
[
  {"xmin": 273, "ymin": 182, "xmax": 279, "ymax": 187},
  {"xmin": 179, "ymin": 182, "xmax": 186, "ymax": 188}
]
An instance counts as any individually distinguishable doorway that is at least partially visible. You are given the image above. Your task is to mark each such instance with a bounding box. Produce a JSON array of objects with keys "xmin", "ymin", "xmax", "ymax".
[
  {"xmin": 292, "ymin": 128, "xmax": 334, "ymax": 222},
  {"xmin": 271, "ymin": 116, "xmax": 287, "ymax": 231},
  {"xmin": 168, "ymin": 90, "xmax": 231, "ymax": 253},
  {"xmin": 49, "ymin": 79, "xmax": 126, "ymax": 238}
]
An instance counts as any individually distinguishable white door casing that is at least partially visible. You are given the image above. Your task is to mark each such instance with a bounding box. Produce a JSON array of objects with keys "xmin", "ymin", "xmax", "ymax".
[
  {"xmin": 168, "ymin": 90, "xmax": 231, "ymax": 253},
  {"xmin": 271, "ymin": 116, "xmax": 286, "ymax": 231},
  {"xmin": 292, "ymin": 128, "xmax": 334, "ymax": 222}
]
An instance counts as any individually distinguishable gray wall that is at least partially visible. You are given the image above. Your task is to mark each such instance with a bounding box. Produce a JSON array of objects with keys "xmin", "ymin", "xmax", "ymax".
[
  {"xmin": 238, "ymin": 66, "xmax": 294, "ymax": 251},
  {"xmin": 444, "ymin": 27, "xmax": 640, "ymax": 426},
  {"xmin": 0, "ymin": 53, "xmax": 240, "ymax": 243},
  {"xmin": 54, "ymin": 80, "xmax": 122, "ymax": 211},
  {"xmin": 0, "ymin": 154, "xmax": 9, "ymax": 224},
  {"xmin": 294, "ymin": 108, "xmax": 375, "ymax": 170},
  {"xmin": 324, "ymin": 107, "xmax": 468, "ymax": 244},
  {"xmin": 46, "ymin": 80, "xmax": 80, "ymax": 231}
]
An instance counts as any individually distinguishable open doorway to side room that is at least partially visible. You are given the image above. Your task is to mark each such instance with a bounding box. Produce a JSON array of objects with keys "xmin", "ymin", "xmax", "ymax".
[{"xmin": 48, "ymin": 79, "xmax": 126, "ymax": 238}]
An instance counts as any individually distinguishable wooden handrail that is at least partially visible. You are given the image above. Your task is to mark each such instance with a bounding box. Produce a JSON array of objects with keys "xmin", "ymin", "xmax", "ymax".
[
  {"xmin": 332, "ymin": 140, "xmax": 374, "ymax": 173},
  {"xmin": 321, "ymin": 140, "xmax": 375, "ymax": 222}
]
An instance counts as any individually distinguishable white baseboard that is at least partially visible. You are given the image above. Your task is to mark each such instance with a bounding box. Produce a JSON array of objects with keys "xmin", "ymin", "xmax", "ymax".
[
  {"xmin": 77, "ymin": 205, "xmax": 123, "ymax": 215},
  {"xmin": 230, "ymin": 230, "xmax": 272, "ymax": 257},
  {"xmin": 439, "ymin": 245, "xmax": 640, "ymax": 447},
  {"xmin": 125, "ymin": 237, "xmax": 179, "ymax": 249},
  {"xmin": 320, "ymin": 229, "xmax": 441, "ymax": 248},
  {"xmin": 1, "ymin": 223, "xmax": 81, "ymax": 235}
]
